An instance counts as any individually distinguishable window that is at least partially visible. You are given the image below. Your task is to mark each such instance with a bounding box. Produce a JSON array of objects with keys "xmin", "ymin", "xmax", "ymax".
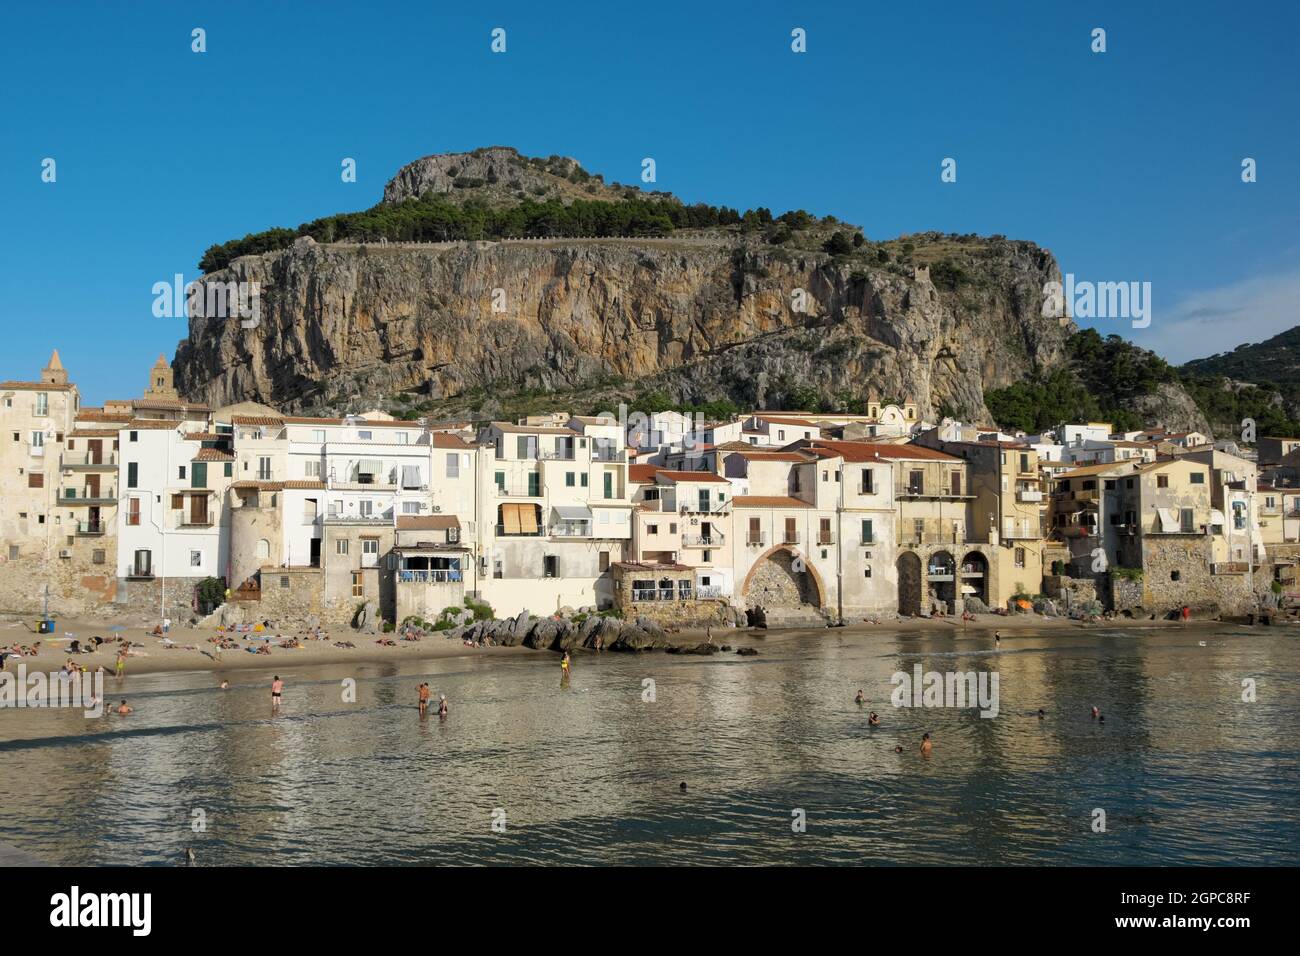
[
  {"xmin": 605, "ymin": 472, "xmax": 614, "ymax": 499},
  {"xmin": 495, "ymin": 471, "xmax": 505, "ymax": 491},
  {"xmin": 30, "ymin": 431, "xmax": 44, "ymax": 449},
  {"xmin": 1170, "ymin": 570, "xmax": 1181, "ymax": 582},
  {"xmin": 190, "ymin": 550, "xmax": 203, "ymax": 568},
  {"xmin": 493, "ymin": 556, "xmax": 503, "ymax": 579},
  {"xmin": 224, "ymin": 463, "xmax": 233, "ymax": 477},
  {"xmin": 914, "ymin": 518, "xmax": 925, "ymax": 540},
  {"xmin": 566, "ymin": 472, "xmax": 575, "ymax": 487},
  {"xmin": 1104, "ymin": 479, "xmax": 1116, "ymax": 490},
  {"xmin": 1180, "ymin": 508, "xmax": 1194, "ymax": 532},
  {"xmin": 27, "ymin": 472, "xmax": 43, "ymax": 489},
  {"xmin": 861, "ymin": 469, "xmax": 873, "ymax": 494},
  {"xmin": 702, "ymin": 549, "xmax": 712, "ymax": 562},
  {"xmin": 359, "ymin": 500, "xmax": 373, "ymax": 517},
  {"xmin": 581, "ymin": 473, "xmax": 588, "ymax": 487},
  {"xmin": 544, "ymin": 555, "xmax": 559, "ymax": 578},
  {"xmin": 35, "ymin": 393, "xmax": 48, "ymax": 416},
  {"xmin": 361, "ymin": 538, "xmax": 379, "ymax": 567},
  {"xmin": 778, "ymin": 429, "xmax": 786, "ymax": 441},
  {"xmin": 863, "ymin": 565, "xmax": 872, "ymax": 578},
  {"xmin": 697, "ymin": 489, "xmax": 709, "ymax": 511},
  {"xmin": 306, "ymin": 460, "xmax": 321, "ymax": 477},
  {"xmin": 669, "ymin": 522, "xmax": 677, "ymax": 534},
  {"xmin": 8, "ymin": 545, "xmax": 17, "ymax": 560},
  {"xmin": 1190, "ymin": 472, "xmax": 1205, "ymax": 484},
  {"xmin": 1157, "ymin": 474, "xmax": 1169, "ymax": 488},
  {"xmin": 129, "ymin": 431, "xmax": 138, "ymax": 442},
  {"xmin": 358, "ymin": 430, "xmax": 373, "ymax": 441},
  {"xmin": 92, "ymin": 549, "xmax": 105, "ymax": 565},
  {"xmin": 336, "ymin": 539, "xmax": 349, "ymax": 555},
  {"xmin": 861, "ymin": 519, "xmax": 873, "ymax": 544},
  {"xmin": 351, "ymin": 572, "xmax": 364, "ymax": 597},
  {"xmin": 908, "ymin": 470, "xmax": 923, "ymax": 495},
  {"xmin": 599, "ymin": 551, "xmax": 609, "ymax": 572},
  {"xmin": 446, "ymin": 453, "xmax": 459, "ymax": 478},
  {"xmin": 1015, "ymin": 547, "xmax": 1025, "ymax": 568},
  {"xmin": 647, "ymin": 524, "xmax": 659, "ymax": 535},
  {"xmin": 1019, "ymin": 453, "xmax": 1029, "ymax": 473},
  {"xmin": 257, "ymin": 457, "xmax": 272, "ymax": 480},
  {"xmin": 171, "ymin": 493, "xmax": 184, "ymax": 509},
  {"xmin": 312, "ymin": 429, "xmax": 326, "ymax": 443},
  {"xmin": 178, "ymin": 465, "xmax": 187, "ymax": 480},
  {"xmin": 402, "ymin": 501, "xmax": 421, "ymax": 514}
]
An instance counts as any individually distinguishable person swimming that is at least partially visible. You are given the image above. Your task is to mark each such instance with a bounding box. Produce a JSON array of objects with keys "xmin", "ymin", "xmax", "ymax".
[
  {"xmin": 1091, "ymin": 706, "xmax": 1100, "ymax": 719},
  {"xmin": 868, "ymin": 712, "xmax": 880, "ymax": 726},
  {"xmin": 219, "ymin": 680, "xmax": 229, "ymax": 690},
  {"xmin": 1037, "ymin": 709, "xmax": 1046, "ymax": 719},
  {"xmin": 116, "ymin": 700, "xmax": 132, "ymax": 715},
  {"xmin": 893, "ymin": 745, "xmax": 904, "ymax": 754},
  {"xmin": 920, "ymin": 732, "xmax": 932, "ymax": 755},
  {"xmin": 855, "ymin": 689, "xmax": 865, "ymax": 706}
]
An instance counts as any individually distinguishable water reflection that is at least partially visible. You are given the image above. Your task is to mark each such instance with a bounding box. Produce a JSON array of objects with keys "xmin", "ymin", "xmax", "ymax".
[{"xmin": 1, "ymin": 626, "xmax": 1296, "ymax": 865}]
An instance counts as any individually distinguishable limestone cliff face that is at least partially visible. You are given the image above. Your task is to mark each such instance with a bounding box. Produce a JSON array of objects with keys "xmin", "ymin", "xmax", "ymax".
[{"xmin": 173, "ymin": 230, "xmax": 1074, "ymax": 420}]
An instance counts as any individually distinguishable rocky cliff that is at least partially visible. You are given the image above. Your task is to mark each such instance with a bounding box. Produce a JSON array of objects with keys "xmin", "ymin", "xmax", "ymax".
[{"xmin": 173, "ymin": 149, "xmax": 1076, "ymax": 421}]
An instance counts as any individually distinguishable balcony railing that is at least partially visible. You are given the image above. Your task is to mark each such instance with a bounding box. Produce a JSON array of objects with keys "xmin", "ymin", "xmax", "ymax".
[
  {"xmin": 816, "ymin": 531, "xmax": 834, "ymax": 545},
  {"xmin": 324, "ymin": 513, "xmax": 393, "ymax": 524},
  {"xmin": 781, "ymin": 531, "xmax": 801, "ymax": 545},
  {"xmin": 593, "ymin": 448, "xmax": 626, "ymax": 463},
  {"xmin": 696, "ymin": 585, "xmax": 727, "ymax": 599},
  {"xmin": 631, "ymin": 588, "xmax": 694, "ymax": 602},
  {"xmin": 1016, "ymin": 489, "xmax": 1044, "ymax": 502},
  {"xmin": 62, "ymin": 451, "xmax": 118, "ymax": 467},
  {"xmin": 76, "ymin": 520, "xmax": 108, "ymax": 535},
  {"xmin": 746, "ymin": 533, "xmax": 766, "ymax": 546},
  {"xmin": 550, "ymin": 523, "xmax": 592, "ymax": 538},
  {"xmin": 58, "ymin": 488, "xmax": 116, "ymax": 505},
  {"xmin": 495, "ymin": 524, "xmax": 546, "ymax": 537},
  {"xmin": 180, "ymin": 517, "xmax": 214, "ymax": 527},
  {"xmin": 494, "ymin": 482, "xmax": 544, "ymax": 497},
  {"xmin": 682, "ymin": 533, "xmax": 725, "ymax": 547},
  {"xmin": 537, "ymin": 448, "xmax": 576, "ymax": 461},
  {"xmin": 398, "ymin": 569, "xmax": 464, "ymax": 584}
]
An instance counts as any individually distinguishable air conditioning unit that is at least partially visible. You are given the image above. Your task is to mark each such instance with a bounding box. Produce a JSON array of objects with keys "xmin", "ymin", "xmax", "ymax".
[
  {"xmin": 58, "ymin": 549, "xmax": 72, "ymax": 559},
  {"xmin": 690, "ymin": 518, "xmax": 699, "ymax": 525},
  {"xmin": 448, "ymin": 528, "xmax": 460, "ymax": 544},
  {"xmin": 431, "ymin": 504, "xmax": 442, "ymax": 513}
]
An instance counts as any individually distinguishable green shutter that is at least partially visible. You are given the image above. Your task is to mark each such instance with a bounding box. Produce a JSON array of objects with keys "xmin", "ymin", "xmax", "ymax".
[{"xmin": 192, "ymin": 462, "xmax": 208, "ymax": 488}]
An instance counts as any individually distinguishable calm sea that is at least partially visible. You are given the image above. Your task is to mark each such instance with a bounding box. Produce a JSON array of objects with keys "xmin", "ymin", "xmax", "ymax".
[{"xmin": 1, "ymin": 626, "xmax": 1297, "ymax": 865}]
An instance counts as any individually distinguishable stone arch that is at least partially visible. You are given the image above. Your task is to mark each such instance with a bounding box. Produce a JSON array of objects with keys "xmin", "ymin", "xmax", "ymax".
[
  {"xmin": 928, "ymin": 550, "xmax": 957, "ymax": 612},
  {"xmin": 741, "ymin": 545, "xmax": 825, "ymax": 610},
  {"xmin": 960, "ymin": 551, "xmax": 989, "ymax": 607},
  {"xmin": 896, "ymin": 551, "xmax": 922, "ymax": 616}
]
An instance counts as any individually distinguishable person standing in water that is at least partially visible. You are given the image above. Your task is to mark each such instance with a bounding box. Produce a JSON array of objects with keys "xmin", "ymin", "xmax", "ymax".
[
  {"xmin": 920, "ymin": 732, "xmax": 933, "ymax": 756},
  {"xmin": 855, "ymin": 689, "xmax": 865, "ymax": 706},
  {"xmin": 994, "ymin": 631, "xmax": 1001, "ymax": 647},
  {"xmin": 561, "ymin": 651, "xmax": 571, "ymax": 677},
  {"xmin": 270, "ymin": 675, "xmax": 284, "ymax": 713},
  {"xmin": 418, "ymin": 682, "xmax": 430, "ymax": 716},
  {"xmin": 438, "ymin": 694, "xmax": 448, "ymax": 718}
]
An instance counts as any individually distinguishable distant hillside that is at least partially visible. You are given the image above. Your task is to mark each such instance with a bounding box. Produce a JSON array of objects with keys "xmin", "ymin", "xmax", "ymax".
[{"xmin": 1182, "ymin": 326, "xmax": 1300, "ymax": 397}]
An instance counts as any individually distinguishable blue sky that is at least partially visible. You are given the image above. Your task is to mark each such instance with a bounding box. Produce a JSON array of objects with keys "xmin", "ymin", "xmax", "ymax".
[{"xmin": 2, "ymin": 0, "xmax": 1297, "ymax": 404}]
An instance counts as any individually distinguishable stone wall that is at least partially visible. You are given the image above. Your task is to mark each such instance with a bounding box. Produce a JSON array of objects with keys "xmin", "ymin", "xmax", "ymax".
[
  {"xmin": 620, "ymin": 598, "xmax": 732, "ymax": 628},
  {"xmin": 1043, "ymin": 574, "xmax": 1098, "ymax": 606},
  {"xmin": 256, "ymin": 567, "xmax": 356, "ymax": 629}
]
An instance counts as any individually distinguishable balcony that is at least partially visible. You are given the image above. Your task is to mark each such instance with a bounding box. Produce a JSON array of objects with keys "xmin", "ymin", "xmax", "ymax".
[
  {"xmin": 537, "ymin": 448, "xmax": 576, "ymax": 461},
  {"xmin": 631, "ymin": 588, "xmax": 694, "ymax": 602},
  {"xmin": 494, "ymin": 481, "xmax": 544, "ymax": 498},
  {"xmin": 550, "ymin": 523, "xmax": 592, "ymax": 538},
  {"xmin": 593, "ymin": 448, "xmax": 626, "ymax": 463},
  {"xmin": 781, "ymin": 531, "xmax": 801, "ymax": 545},
  {"xmin": 62, "ymin": 451, "xmax": 118, "ymax": 468},
  {"xmin": 76, "ymin": 520, "xmax": 108, "ymax": 535},
  {"xmin": 495, "ymin": 523, "xmax": 546, "ymax": 537},
  {"xmin": 324, "ymin": 513, "xmax": 393, "ymax": 525},
  {"xmin": 398, "ymin": 569, "xmax": 465, "ymax": 584},
  {"xmin": 58, "ymin": 488, "xmax": 117, "ymax": 505},
  {"xmin": 696, "ymin": 585, "xmax": 729, "ymax": 599},
  {"xmin": 1016, "ymin": 489, "xmax": 1044, "ymax": 503},
  {"xmin": 682, "ymin": 533, "xmax": 725, "ymax": 547},
  {"xmin": 1211, "ymin": 561, "xmax": 1249, "ymax": 575},
  {"xmin": 180, "ymin": 517, "xmax": 214, "ymax": 528},
  {"xmin": 746, "ymin": 533, "xmax": 766, "ymax": 546},
  {"xmin": 816, "ymin": 531, "xmax": 835, "ymax": 545},
  {"xmin": 857, "ymin": 485, "xmax": 876, "ymax": 495}
]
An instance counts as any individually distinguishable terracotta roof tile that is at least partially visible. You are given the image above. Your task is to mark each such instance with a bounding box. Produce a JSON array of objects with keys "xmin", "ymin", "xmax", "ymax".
[
  {"xmin": 655, "ymin": 470, "xmax": 730, "ymax": 483},
  {"xmin": 731, "ymin": 495, "xmax": 813, "ymax": 508},
  {"xmin": 396, "ymin": 515, "xmax": 460, "ymax": 531}
]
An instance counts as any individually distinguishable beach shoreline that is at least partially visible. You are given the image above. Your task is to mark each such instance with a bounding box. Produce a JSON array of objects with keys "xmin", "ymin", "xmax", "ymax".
[{"xmin": 0, "ymin": 609, "xmax": 1242, "ymax": 679}]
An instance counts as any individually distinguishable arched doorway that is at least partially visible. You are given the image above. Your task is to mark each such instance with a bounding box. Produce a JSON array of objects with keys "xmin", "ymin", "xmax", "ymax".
[
  {"xmin": 896, "ymin": 551, "xmax": 922, "ymax": 616},
  {"xmin": 742, "ymin": 547, "xmax": 821, "ymax": 611},
  {"xmin": 960, "ymin": 551, "xmax": 989, "ymax": 608},
  {"xmin": 927, "ymin": 550, "xmax": 956, "ymax": 612}
]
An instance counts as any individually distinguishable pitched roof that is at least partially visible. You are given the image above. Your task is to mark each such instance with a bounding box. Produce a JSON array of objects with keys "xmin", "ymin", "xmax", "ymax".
[
  {"xmin": 801, "ymin": 439, "xmax": 960, "ymax": 463},
  {"xmin": 231, "ymin": 415, "xmax": 284, "ymax": 427},
  {"xmin": 282, "ymin": 480, "xmax": 327, "ymax": 490},
  {"xmin": 731, "ymin": 495, "xmax": 813, "ymax": 508},
  {"xmin": 725, "ymin": 450, "xmax": 809, "ymax": 462},
  {"xmin": 231, "ymin": 480, "xmax": 284, "ymax": 491},
  {"xmin": 655, "ymin": 470, "xmax": 730, "ymax": 483},
  {"xmin": 756, "ymin": 415, "xmax": 820, "ymax": 427},
  {"xmin": 431, "ymin": 433, "xmax": 475, "ymax": 449},
  {"xmin": 489, "ymin": 422, "xmax": 577, "ymax": 435},
  {"xmin": 0, "ymin": 380, "xmax": 76, "ymax": 392},
  {"xmin": 192, "ymin": 448, "xmax": 235, "ymax": 461},
  {"xmin": 629, "ymin": 464, "xmax": 660, "ymax": 482},
  {"xmin": 396, "ymin": 515, "xmax": 460, "ymax": 531}
]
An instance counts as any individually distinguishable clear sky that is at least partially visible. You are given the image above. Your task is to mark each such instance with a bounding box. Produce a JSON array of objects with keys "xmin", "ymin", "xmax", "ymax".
[{"xmin": 2, "ymin": 0, "xmax": 1297, "ymax": 404}]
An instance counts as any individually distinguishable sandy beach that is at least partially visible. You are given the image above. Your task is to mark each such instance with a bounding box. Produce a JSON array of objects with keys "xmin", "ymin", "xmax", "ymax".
[{"xmin": 0, "ymin": 608, "xmax": 1214, "ymax": 679}]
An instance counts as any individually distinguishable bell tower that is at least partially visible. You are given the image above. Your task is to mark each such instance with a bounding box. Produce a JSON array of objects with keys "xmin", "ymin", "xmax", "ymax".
[{"xmin": 143, "ymin": 354, "xmax": 179, "ymax": 401}]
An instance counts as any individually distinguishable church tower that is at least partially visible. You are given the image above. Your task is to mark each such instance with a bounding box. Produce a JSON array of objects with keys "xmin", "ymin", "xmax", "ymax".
[
  {"xmin": 40, "ymin": 349, "xmax": 69, "ymax": 386},
  {"xmin": 143, "ymin": 354, "xmax": 179, "ymax": 402}
]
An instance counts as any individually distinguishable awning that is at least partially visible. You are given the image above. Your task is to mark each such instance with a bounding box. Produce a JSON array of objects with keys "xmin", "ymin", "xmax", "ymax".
[
  {"xmin": 502, "ymin": 503, "xmax": 523, "ymax": 534},
  {"xmin": 552, "ymin": 505, "xmax": 593, "ymax": 522},
  {"xmin": 1156, "ymin": 508, "xmax": 1180, "ymax": 532},
  {"xmin": 1210, "ymin": 509, "xmax": 1226, "ymax": 526},
  {"xmin": 518, "ymin": 505, "xmax": 539, "ymax": 534},
  {"xmin": 400, "ymin": 465, "xmax": 422, "ymax": 489},
  {"xmin": 357, "ymin": 458, "xmax": 382, "ymax": 474}
]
